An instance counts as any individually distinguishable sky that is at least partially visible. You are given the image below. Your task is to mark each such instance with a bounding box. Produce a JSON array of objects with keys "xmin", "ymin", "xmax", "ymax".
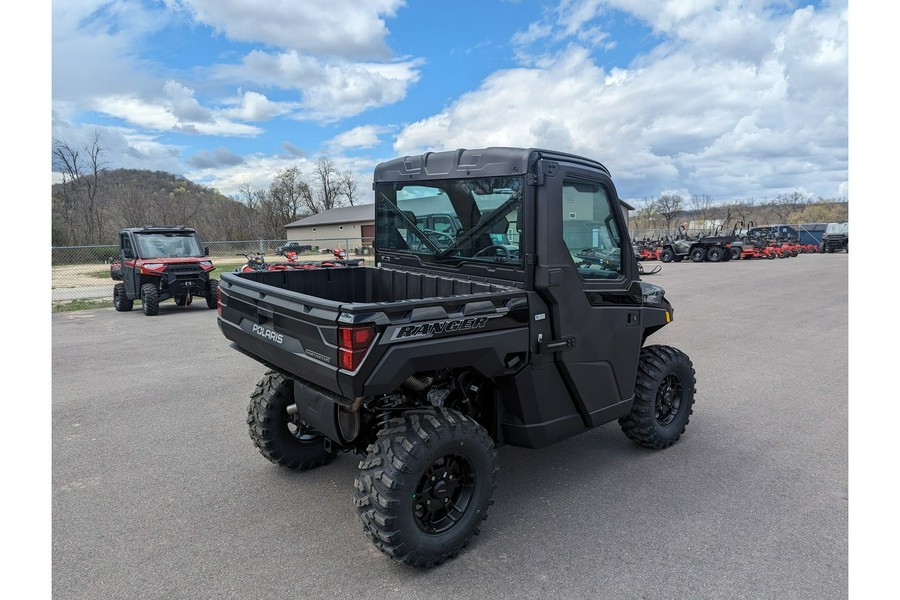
[{"xmin": 50, "ymin": 0, "xmax": 849, "ymax": 205}]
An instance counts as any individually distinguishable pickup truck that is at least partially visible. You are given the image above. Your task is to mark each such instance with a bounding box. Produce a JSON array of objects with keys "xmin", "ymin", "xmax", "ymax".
[{"xmin": 217, "ymin": 147, "xmax": 697, "ymax": 568}]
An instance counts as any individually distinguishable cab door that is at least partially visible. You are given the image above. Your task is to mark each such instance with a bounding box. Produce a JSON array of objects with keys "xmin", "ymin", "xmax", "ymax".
[
  {"xmin": 533, "ymin": 159, "xmax": 644, "ymax": 427},
  {"xmin": 120, "ymin": 232, "xmax": 140, "ymax": 297}
]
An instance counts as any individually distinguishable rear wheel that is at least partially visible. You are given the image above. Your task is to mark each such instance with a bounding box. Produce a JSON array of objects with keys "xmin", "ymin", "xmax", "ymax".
[
  {"xmin": 355, "ymin": 408, "xmax": 498, "ymax": 568},
  {"xmin": 690, "ymin": 248, "xmax": 706, "ymax": 262},
  {"xmin": 730, "ymin": 247, "xmax": 741, "ymax": 260},
  {"xmin": 113, "ymin": 283, "xmax": 133, "ymax": 312},
  {"xmin": 206, "ymin": 279, "xmax": 219, "ymax": 309},
  {"xmin": 141, "ymin": 283, "xmax": 159, "ymax": 316},
  {"xmin": 707, "ymin": 247, "xmax": 723, "ymax": 262},
  {"xmin": 620, "ymin": 345, "xmax": 696, "ymax": 449},
  {"xmin": 247, "ymin": 370, "xmax": 335, "ymax": 470}
]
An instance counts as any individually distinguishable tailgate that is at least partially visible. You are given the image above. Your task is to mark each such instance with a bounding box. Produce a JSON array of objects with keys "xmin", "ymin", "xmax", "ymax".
[{"xmin": 217, "ymin": 271, "xmax": 344, "ymax": 392}]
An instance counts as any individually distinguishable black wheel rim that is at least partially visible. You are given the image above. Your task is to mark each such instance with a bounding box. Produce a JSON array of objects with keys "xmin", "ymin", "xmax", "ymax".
[
  {"xmin": 413, "ymin": 453, "xmax": 476, "ymax": 535},
  {"xmin": 655, "ymin": 373, "xmax": 683, "ymax": 426},
  {"xmin": 286, "ymin": 412, "xmax": 323, "ymax": 445}
]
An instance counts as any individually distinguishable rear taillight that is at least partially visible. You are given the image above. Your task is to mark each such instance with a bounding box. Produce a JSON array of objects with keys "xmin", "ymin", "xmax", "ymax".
[
  {"xmin": 216, "ymin": 285, "xmax": 222, "ymax": 316},
  {"xmin": 338, "ymin": 324, "xmax": 376, "ymax": 371}
]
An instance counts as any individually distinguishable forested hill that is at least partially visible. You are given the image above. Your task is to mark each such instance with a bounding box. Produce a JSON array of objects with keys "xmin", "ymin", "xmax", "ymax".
[{"xmin": 52, "ymin": 169, "xmax": 259, "ymax": 246}]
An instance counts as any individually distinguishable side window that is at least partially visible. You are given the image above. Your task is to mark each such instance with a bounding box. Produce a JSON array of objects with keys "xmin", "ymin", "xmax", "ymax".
[
  {"xmin": 561, "ymin": 180, "xmax": 624, "ymax": 279},
  {"xmin": 121, "ymin": 235, "xmax": 133, "ymax": 258}
]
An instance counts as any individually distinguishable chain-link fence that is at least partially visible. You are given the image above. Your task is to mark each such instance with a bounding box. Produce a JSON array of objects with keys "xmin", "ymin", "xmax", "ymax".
[{"xmin": 51, "ymin": 238, "xmax": 375, "ymax": 304}]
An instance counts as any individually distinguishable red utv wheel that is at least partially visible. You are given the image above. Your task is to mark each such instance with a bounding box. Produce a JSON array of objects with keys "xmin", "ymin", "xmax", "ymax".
[
  {"xmin": 206, "ymin": 279, "xmax": 219, "ymax": 309},
  {"xmin": 141, "ymin": 283, "xmax": 160, "ymax": 316},
  {"xmin": 113, "ymin": 283, "xmax": 133, "ymax": 312}
]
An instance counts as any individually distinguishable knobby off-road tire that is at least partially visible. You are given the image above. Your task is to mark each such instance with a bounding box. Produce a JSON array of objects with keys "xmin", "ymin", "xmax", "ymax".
[
  {"xmin": 141, "ymin": 283, "xmax": 159, "ymax": 316},
  {"xmin": 659, "ymin": 248, "xmax": 674, "ymax": 263},
  {"xmin": 206, "ymin": 279, "xmax": 219, "ymax": 309},
  {"xmin": 113, "ymin": 283, "xmax": 133, "ymax": 312},
  {"xmin": 730, "ymin": 247, "xmax": 741, "ymax": 260},
  {"xmin": 247, "ymin": 370, "xmax": 335, "ymax": 470},
  {"xmin": 690, "ymin": 248, "xmax": 706, "ymax": 262},
  {"xmin": 619, "ymin": 345, "xmax": 696, "ymax": 449},
  {"xmin": 707, "ymin": 247, "xmax": 724, "ymax": 262},
  {"xmin": 354, "ymin": 408, "xmax": 498, "ymax": 568}
]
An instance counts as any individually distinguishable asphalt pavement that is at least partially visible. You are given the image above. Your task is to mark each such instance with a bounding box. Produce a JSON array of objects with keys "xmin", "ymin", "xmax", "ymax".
[{"xmin": 51, "ymin": 253, "xmax": 849, "ymax": 599}]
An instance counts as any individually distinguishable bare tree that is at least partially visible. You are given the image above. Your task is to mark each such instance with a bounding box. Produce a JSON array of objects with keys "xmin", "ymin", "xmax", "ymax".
[
  {"xmin": 771, "ymin": 191, "xmax": 809, "ymax": 224},
  {"xmin": 339, "ymin": 169, "xmax": 360, "ymax": 206},
  {"xmin": 313, "ymin": 157, "xmax": 342, "ymax": 212},
  {"xmin": 51, "ymin": 131, "xmax": 109, "ymax": 244},
  {"xmin": 733, "ymin": 200, "xmax": 756, "ymax": 227},
  {"xmin": 652, "ymin": 193, "xmax": 684, "ymax": 234},
  {"xmin": 52, "ymin": 139, "xmax": 82, "ymax": 245},
  {"xmin": 259, "ymin": 166, "xmax": 314, "ymax": 237},
  {"xmin": 689, "ymin": 194, "xmax": 714, "ymax": 233}
]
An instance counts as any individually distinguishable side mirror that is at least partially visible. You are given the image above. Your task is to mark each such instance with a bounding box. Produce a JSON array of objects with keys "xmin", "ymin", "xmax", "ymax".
[
  {"xmin": 123, "ymin": 248, "xmax": 134, "ymax": 259},
  {"xmin": 204, "ymin": 246, "xmax": 210, "ymax": 256}
]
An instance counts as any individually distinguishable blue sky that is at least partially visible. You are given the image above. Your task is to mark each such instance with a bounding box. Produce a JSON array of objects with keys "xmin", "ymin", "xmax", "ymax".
[{"xmin": 50, "ymin": 0, "xmax": 848, "ymax": 204}]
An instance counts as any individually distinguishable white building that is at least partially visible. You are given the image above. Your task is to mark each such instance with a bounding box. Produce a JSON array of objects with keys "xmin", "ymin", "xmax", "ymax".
[{"xmin": 283, "ymin": 204, "xmax": 375, "ymax": 250}]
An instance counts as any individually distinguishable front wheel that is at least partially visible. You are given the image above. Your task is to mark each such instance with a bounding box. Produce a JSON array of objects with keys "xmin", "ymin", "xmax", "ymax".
[
  {"xmin": 206, "ymin": 279, "xmax": 219, "ymax": 309},
  {"xmin": 113, "ymin": 283, "xmax": 133, "ymax": 312},
  {"xmin": 141, "ymin": 283, "xmax": 159, "ymax": 316},
  {"xmin": 619, "ymin": 345, "xmax": 696, "ymax": 449},
  {"xmin": 659, "ymin": 248, "xmax": 675, "ymax": 263},
  {"xmin": 354, "ymin": 408, "xmax": 498, "ymax": 568}
]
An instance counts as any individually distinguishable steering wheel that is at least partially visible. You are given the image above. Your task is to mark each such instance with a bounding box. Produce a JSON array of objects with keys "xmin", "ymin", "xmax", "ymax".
[
  {"xmin": 411, "ymin": 229, "xmax": 455, "ymax": 252},
  {"xmin": 473, "ymin": 244, "xmax": 516, "ymax": 259},
  {"xmin": 424, "ymin": 229, "xmax": 455, "ymax": 246}
]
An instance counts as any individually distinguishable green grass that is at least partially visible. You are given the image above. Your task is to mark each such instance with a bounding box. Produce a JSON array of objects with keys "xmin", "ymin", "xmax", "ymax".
[
  {"xmin": 52, "ymin": 298, "xmax": 116, "ymax": 313},
  {"xmin": 87, "ymin": 269, "xmax": 112, "ymax": 279}
]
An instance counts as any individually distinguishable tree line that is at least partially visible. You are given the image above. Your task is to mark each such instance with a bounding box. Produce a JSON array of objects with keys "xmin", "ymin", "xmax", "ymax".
[
  {"xmin": 631, "ymin": 191, "xmax": 848, "ymax": 238},
  {"xmin": 52, "ymin": 133, "xmax": 362, "ymax": 246}
]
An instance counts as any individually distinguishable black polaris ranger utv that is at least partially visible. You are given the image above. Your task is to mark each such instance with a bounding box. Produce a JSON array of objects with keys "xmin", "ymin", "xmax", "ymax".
[
  {"xmin": 111, "ymin": 225, "xmax": 219, "ymax": 315},
  {"xmin": 216, "ymin": 148, "xmax": 697, "ymax": 568}
]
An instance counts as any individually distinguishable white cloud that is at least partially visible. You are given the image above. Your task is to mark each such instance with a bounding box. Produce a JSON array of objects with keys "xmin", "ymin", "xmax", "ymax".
[
  {"xmin": 214, "ymin": 51, "xmax": 422, "ymax": 121},
  {"xmin": 325, "ymin": 125, "xmax": 392, "ymax": 152},
  {"xmin": 93, "ymin": 87, "xmax": 263, "ymax": 137},
  {"xmin": 396, "ymin": 2, "xmax": 848, "ymax": 200},
  {"xmin": 220, "ymin": 91, "xmax": 296, "ymax": 121},
  {"xmin": 172, "ymin": 0, "xmax": 404, "ymax": 59}
]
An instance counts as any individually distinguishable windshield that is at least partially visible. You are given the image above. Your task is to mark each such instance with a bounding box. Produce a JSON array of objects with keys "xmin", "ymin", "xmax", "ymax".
[
  {"xmin": 135, "ymin": 231, "xmax": 203, "ymax": 258},
  {"xmin": 825, "ymin": 222, "xmax": 848, "ymax": 235},
  {"xmin": 375, "ymin": 177, "xmax": 523, "ymax": 266}
]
